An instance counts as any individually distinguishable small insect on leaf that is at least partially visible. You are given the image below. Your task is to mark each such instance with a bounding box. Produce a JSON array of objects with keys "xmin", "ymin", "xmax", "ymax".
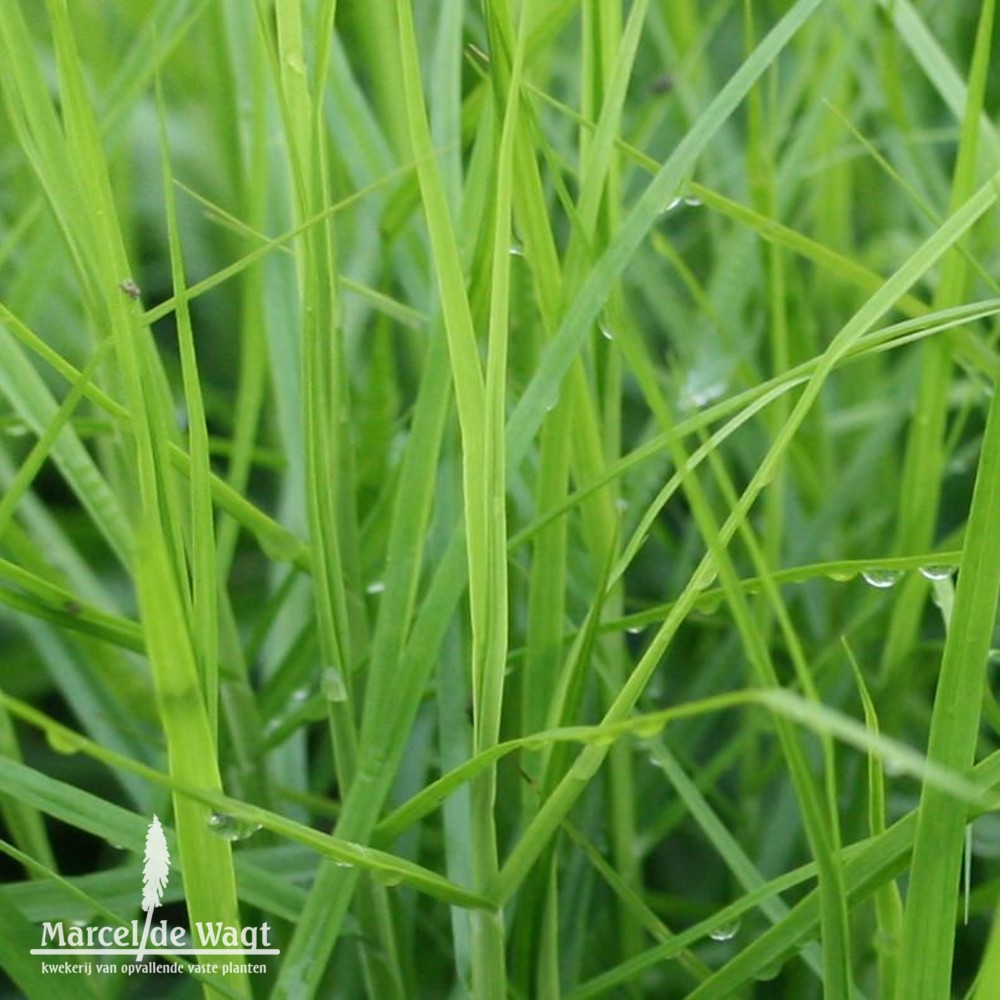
[{"xmin": 119, "ymin": 278, "xmax": 141, "ymax": 300}]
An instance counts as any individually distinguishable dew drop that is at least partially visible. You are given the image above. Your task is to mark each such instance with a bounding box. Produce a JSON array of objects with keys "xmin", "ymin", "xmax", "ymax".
[
  {"xmin": 919, "ymin": 565, "xmax": 955, "ymax": 581},
  {"xmin": 861, "ymin": 568, "xmax": 904, "ymax": 589},
  {"xmin": 207, "ymin": 812, "xmax": 262, "ymax": 842},
  {"xmin": 333, "ymin": 860, "xmax": 354, "ymax": 869},
  {"xmin": 632, "ymin": 718, "xmax": 662, "ymax": 740},
  {"xmin": 663, "ymin": 192, "xmax": 703, "ymax": 214},
  {"xmin": 754, "ymin": 960, "xmax": 784, "ymax": 981},
  {"xmin": 686, "ymin": 380, "xmax": 728, "ymax": 408},
  {"xmin": 321, "ymin": 667, "xmax": 347, "ymax": 702},
  {"xmin": 695, "ymin": 593, "xmax": 724, "ymax": 615},
  {"xmin": 261, "ymin": 532, "xmax": 306, "ymax": 563},
  {"xmin": 375, "ymin": 870, "xmax": 404, "ymax": 888},
  {"xmin": 47, "ymin": 729, "xmax": 82, "ymax": 755},
  {"xmin": 625, "ymin": 624, "xmax": 646, "ymax": 635},
  {"xmin": 365, "ymin": 580, "xmax": 386, "ymax": 595},
  {"xmin": 883, "ymin": 758, "xmax": 906, "ymax": 777},
  {"xmin": 709, "ymin": 919, "xmax": 741, "ymax": 942},
  {"xmin": 4, "ymin": 421, "xmax": 29, "ymax": 438},
  {"xmin": 873, "ymin": 927, "xmax": 900, "ymax": 956},
  {"xmin": 290, "ymin": 686, "xmax": 311, "ymax": 705},
  {"xmin": 827, "ymin": 568, "xmax": 858, "ymax": 583},
  {"xmin": 599, "ymin": 324, "xmax": 615, "ymax": 341},
  {"xmin": 755, "ymin": 462, "xmax": 779, "ymax": 489},
  {"xmin": 646, "ymin": 678, "xmax": 665, "ymax": 700},
  {"xmin": 508, "ymin": 242, "xmax": 525, "ymax": 257}
]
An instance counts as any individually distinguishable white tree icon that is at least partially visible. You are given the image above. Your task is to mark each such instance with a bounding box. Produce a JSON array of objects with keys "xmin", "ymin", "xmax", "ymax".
[{"xmin": 136, "ymin": 815, "xmax": 170, "ymax": 961}]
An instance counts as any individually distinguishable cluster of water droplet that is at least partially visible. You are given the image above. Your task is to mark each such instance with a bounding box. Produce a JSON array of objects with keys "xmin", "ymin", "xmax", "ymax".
[
  {"xmin": 664, "ymin": 194, "xmax": 703, "ymax": 212},
  {"xmin": 859, "ymin": 565, "xmax": 955, "ymax": 589}
]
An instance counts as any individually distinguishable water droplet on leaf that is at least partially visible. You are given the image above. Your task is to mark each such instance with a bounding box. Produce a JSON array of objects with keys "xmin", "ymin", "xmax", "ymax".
[
  {"xmin": 686, "ymin": 380, "xmax": 728, "ymax": 408},
  {"xmin": 861, "ymin": 568, "xmax": 903, "ymax": 589},
  {"xmin": 321, "ymin": 667, "xmax": 347, "ymax": 702},
  {"xmin": 827, "ymin": 568, "xmax": 858, "ymax": 582},
  {"xmin": 47, "ymin": 729, "xmax": 82, "ymax": 755},
  {"xmin": 632, "ymin": 718, "xmax": 663, "ymax": 740},
  {"xmin": 874, "ymin": 927, "xmax": 900, "ymax": 955},
  {"xmin": 290, "ymin": 686, "xmax": 311, "ymax": 705},
  {"xmin": 709, "ymin": 919, "xmax": 741, "ymax": 942},
  {"xmin": 261, "ymin": 532, "xmax": 306, "ymax": 563},
  {"xmin": 207, "ymin": 812, "xmax": 262, "ymax": 842},
  {"xmin": 695, "ymin": 593, "xmax": 724, "ymax": 614},
  {"xmin": 919, "ymin": 565, "xmax": 955, "ymax": 581},
  {"xmin": 755, "ymin": 960, "xmax": 784, "ymax": 981}
]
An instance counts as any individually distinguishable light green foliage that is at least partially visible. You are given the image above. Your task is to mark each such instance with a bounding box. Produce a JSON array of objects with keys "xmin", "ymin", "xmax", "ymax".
[{"xmin": 0, "ymin": 2, "xmax": 999, "ymax": 998}]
